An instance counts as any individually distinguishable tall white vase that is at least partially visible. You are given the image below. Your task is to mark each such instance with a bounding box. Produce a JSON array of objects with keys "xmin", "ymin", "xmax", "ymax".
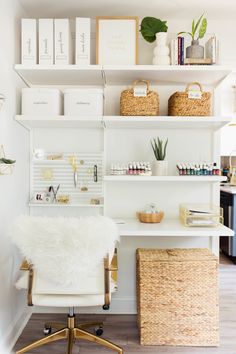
[{"xmin": 153, "ymin": 32, "xmax": 170, "ymax": 65}]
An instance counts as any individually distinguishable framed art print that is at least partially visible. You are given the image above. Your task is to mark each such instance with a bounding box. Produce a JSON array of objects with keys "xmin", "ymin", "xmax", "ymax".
[{"xmin": 96, "ymin": 16, "xmax": 139, "ymax": 65}]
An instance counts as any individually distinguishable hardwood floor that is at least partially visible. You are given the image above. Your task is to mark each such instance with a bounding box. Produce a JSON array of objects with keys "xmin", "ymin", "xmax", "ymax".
[{"xmin": 14, "ymin": 254, "xmax": 236, "ymax": 354}]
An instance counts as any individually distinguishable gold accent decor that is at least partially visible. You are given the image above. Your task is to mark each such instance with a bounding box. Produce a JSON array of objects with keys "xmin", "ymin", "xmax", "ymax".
[
  {"xmin": 20, "ymin": 260, "xmax": 33, "ymax": 305},
  {"xmin": 47, "ymin": 153, "xmax": 63, "ymax": 160},
  {"xmin": 137, "ymin": 211, "xmax": 164, "ymax": 223},
  {"xmin": 20, "ymin": 259, "xmax": 30, "ymax": 270},
  {"xmin": 16, "ymin": 314, "xmax": 123, "ymax": 354},
  {"xmin": 27, "ymin": 267, "xmax": 34, "ymax": 306},
  {"xmin": 104, "ymin": 255, "xmax": 110, "ymax": 306},
  {"xmin": 56, "ymin": 195, "xmax": 70, "ymax": 204}
]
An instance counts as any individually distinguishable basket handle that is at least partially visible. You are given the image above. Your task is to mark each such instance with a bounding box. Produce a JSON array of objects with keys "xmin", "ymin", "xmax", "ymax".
[
  {"xmin": 185, "ymin": 82, "xmax": 203, "ymax": 93},
  {"xmin": 132, "ymin": 80, "xmax": 150, "ymax": 92},
  {"xmin": 166, "ymin": 249, "xmax": 178, "ymax": 257}
]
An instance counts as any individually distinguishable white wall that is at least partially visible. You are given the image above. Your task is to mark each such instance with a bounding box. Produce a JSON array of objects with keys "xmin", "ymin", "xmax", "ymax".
[{"xmin": 0, "ymin": 0, "xmax": 29, "ymax": 350}]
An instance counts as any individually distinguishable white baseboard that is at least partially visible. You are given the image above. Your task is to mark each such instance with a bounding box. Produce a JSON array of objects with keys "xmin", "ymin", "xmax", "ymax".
[
  {"xmin": 2, "ymin": 307, "xmax": 32, "ymax": 353},
  {"xmin": 34, "ymin": 296, "xmax": 137, "ymax": 315}
]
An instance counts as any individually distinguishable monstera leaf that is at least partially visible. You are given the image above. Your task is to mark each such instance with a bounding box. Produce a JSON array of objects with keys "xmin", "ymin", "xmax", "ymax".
[{"xmin": 140, "ymin": 17, "xmax": 168, "ymax": 43}]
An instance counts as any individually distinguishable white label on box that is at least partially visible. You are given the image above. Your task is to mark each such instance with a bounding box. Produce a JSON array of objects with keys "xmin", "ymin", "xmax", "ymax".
[
  {"xmin": 54, "ymin": 19, "xmax": 72, "ymax": 65},
  {"xmin": 134, "ymin": 86, "xmax": 147, "ymax": 97},
  {"xmin": 188, "ymin": 90, "xmax": 202, "ymax": 100},
  {"xmin": 76, "ymin": 18, "xmax": 90, "ymax": 65},
  {"xmin": 21, "ymin": 19, "xmax": 37, "ymax": 65},
  {"xmin": 39, "ymin": 19, "xmax": 54, "ymax": 65}
]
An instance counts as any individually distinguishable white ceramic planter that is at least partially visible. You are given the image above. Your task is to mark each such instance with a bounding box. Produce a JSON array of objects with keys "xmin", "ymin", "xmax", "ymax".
[
  {"xmin": 152, "ymin": 160, "xmax": 168, "ymax": 176},
  {"xmin": 153, "ymin": 32, "xmax": 170, "ymax": 65}
]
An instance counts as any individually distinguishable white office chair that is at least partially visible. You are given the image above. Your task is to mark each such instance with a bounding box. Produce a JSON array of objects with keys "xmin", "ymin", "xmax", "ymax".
[{"xmin": 12, "ymin": 215, "xmax": 123, "ymax": 354}]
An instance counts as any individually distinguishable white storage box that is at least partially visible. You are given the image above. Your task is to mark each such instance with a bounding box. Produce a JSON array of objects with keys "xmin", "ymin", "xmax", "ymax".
[
  {"xmin": 64, "ymin": 88, "xmax": 104, "ymax": 116},
  {"xmin": 22, "ymin": 88, "xmax": 62, "ymax": 115}
]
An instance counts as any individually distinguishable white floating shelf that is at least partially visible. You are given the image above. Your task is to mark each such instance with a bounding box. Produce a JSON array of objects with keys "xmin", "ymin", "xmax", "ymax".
[
  {"xmin": 29, "ymin": 202, "xmax": 103, "ymax": 208},
  {"xmin": 104, "ymin": 175, "xmax": 227, "ymax": 182},
  {"xmin": 116, "ymin": 218, "xmax": 234, "ymax": 237},
  {"xmin": 103, "ymin": 65, "xmax": 233, "ymax": 86},
  {"xmin": 103, "ymin": 116, "xmax": 232, "ymax": 130},
  {"xmin": 15, "ymin": 115, "xmax": 103, "ymax": 130},
  {"xmin": 14, "ymin": 65, "xmax": 104, "ymax": 86},
  {"xmin": 15, "ymin": 115, "xmax": 232, "ymax": 131},
  {"xmin": 14, "ymin": 64, "xmax": 233, "ymax": 87}
]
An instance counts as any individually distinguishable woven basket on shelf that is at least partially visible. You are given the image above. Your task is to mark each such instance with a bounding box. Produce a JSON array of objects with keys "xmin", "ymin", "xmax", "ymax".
[
  {"xmin": 168, "ymin": 82, "xmax": 211, "ymax": 116},
  {"xmin": 136, "ymin": 248, "xmax": 219, "ymax": 346},
  {"xmin": 120, "ymin": 80, "xmax": 159, "ymax": 116},
  {"xmin": 137, "ymin": 211, "xmax": 164, "ymax": 223}
]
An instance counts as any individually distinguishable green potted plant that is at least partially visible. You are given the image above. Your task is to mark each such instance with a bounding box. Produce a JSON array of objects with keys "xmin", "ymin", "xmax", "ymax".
[
  {"xmin": 0, "ymin": 145, "xmax": 15, "ymax": 175},
  {"xmin": 140, "ymin": 17, "xmax": 170, "ymax": 65},
  {"xmin": 151, "ymin": 137, "xmax": 168, "ymax": 176},
  {"xmin": 178, "ymin": 14, "xmax": 207, "ymax": 59}
]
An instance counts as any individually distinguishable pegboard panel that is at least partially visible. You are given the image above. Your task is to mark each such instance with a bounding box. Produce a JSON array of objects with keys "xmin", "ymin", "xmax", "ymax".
[{"xmin": 32, "ymin": 152, "xmax": 104, "ymax": 202}]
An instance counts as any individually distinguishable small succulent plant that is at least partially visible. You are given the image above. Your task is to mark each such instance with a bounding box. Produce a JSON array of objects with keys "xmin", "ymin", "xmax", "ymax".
[{"xmin": 151, "ymin": 137, "xmax": 168, "ymax": 161}]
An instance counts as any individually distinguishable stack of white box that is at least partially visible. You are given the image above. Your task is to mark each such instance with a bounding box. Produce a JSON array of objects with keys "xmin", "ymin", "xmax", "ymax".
[{"xmin": 21, "ymin": 18, "xmax": 91, "ymax": 65}]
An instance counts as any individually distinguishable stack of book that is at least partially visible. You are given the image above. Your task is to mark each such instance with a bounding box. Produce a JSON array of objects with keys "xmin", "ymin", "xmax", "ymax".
[
  {"xmin": 170, "ymin": 35, "xmax": 218, "ymax": 65},
  {"xmin": 170, "ymin": 37, "xmax": 184, "ymax": 65}
]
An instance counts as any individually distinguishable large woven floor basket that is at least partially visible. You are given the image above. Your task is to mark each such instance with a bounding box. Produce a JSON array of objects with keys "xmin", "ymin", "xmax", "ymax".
[
  {"xmin": 168, "ymin": 82, "xmax": 211, "ymax": 116},
  {"xmin": 120, "ymin": 80, "xmax": 159, "ymax": 116},
  {"xmin": 136, "ymin": 248, "xmax": 219, "ymax": 346}
]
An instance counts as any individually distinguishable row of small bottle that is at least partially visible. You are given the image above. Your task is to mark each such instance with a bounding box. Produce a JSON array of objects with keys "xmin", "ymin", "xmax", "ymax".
[
  {"xmin": 110, "ymin": 162, "xmax": 152, "ymax": 176},
  {"xmin": 176, "ymin": 162, "xmax": 220, "ymax": 176}
]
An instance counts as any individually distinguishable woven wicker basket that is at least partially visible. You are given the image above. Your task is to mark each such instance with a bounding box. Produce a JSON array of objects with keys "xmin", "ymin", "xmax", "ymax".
[
  {"xmin": 168, "ymin": 82, "xmax": 211, "ymax": 116},
  {"xmin": 136, "ymin": 248, "xmax": 219, "ymax": 346},
  {"xmin": 137, "ymin": 211, "xmax": 164, "ymax": 223},
  {"xmin": 120, "ymin": 80, "xmax": 159, "ymax": 116}
]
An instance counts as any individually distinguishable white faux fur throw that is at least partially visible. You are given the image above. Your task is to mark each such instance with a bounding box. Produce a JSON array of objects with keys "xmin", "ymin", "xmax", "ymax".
[{"xmin": 11, "ymin": 215, "xmax": 119, "ymax": 285}]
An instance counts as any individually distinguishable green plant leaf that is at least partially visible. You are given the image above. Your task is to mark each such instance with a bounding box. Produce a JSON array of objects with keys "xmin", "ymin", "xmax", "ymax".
[
  {"xmin": 140, "ymin": 28, "xmax": 156, "ymax": 43},
  {"xmin": 177, "ymin": 31, "xmax": 193, "ymax": 39},
  {"xmin": 0, "ymin": 158, "xmax": 15, "ymax": 164},
  {"xmin": 150, "ymin": 140, "xmax": 156, "ymax": 158},
  {"xmin": 163, "ymin": 139, "xmax": 168, "ymax": 160},
  {"xmin": 151, "ymin": 137, "xmax": 168, "ymax": 160},
  {"xmin": 159, "ymin": 138, "xmax": 164, "ymax": 160},
  {"xmin": 193, "ymin": 14, "xmax": 204, "ymax": 38},
  {"xmin": 154, "ymin": 139, "xmax": 160, "ymax": 160},
  {"xmin": 198, "ymin": 17, "xmax": 207, "ymax": 39},
  {"xmin": 140, "ymin": 17, "xmax": 168, "ymax": 43},
  {"xmin": 192, "ymin": 20, "xmax": 195, "ymax": 35}
]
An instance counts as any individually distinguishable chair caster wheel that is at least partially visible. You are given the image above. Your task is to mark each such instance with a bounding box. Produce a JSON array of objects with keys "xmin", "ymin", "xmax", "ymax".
[
  {"xmin": 95, "ymin": 326, "xmax": 103, "ymax": 336},
  {"xmin": 103, "ymin": 304, "xmax": 109, "ymax": 310},
  {"xmin": 43, "ymin": 326, "xmax": 52, "ymax": 335}
]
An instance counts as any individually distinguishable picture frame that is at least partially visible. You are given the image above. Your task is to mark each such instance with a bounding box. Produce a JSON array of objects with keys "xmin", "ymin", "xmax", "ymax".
[{"xmin": 96, "ymin": 16, "xmax": 139, "ymax": 65}]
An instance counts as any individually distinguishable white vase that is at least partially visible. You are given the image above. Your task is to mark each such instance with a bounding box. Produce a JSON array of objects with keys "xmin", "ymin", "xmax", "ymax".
[
  {"xmin": 152, "ymin": 160, "xmax": 168, "ymax": 176},
  {"xmin": 152, "ymin": 32, "xmax": 170, "ymax": 65}
]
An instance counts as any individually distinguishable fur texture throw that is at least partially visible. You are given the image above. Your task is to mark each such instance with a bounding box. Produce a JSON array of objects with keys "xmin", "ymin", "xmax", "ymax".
[{"xmin": 11, "ymin": 215, "xmax": 119, "ymax": 285}]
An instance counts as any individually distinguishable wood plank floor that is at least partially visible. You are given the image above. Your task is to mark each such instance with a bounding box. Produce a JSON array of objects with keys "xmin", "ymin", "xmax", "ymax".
[{"xmin": 14, "ymin": 254, "xmax": 236, "ymax": 354}]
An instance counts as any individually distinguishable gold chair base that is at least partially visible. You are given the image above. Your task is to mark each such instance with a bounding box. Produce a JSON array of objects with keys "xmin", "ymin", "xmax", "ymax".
[{"xmin": 16, "ymin": 315, "xmax": 123, "ymax": 354}]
